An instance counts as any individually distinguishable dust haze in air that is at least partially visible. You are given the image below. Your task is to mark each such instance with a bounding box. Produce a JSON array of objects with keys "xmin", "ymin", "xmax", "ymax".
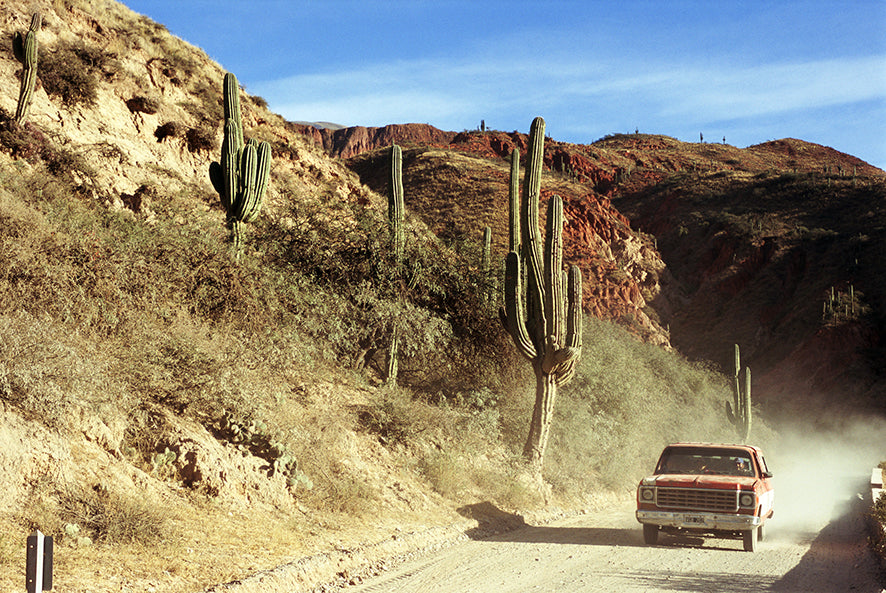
[{"xmin": 763, "ymin": 411, "xmax": 886, "ymax": 542}]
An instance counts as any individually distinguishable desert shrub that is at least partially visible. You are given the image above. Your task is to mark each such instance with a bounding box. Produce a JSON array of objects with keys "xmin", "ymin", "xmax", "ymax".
[
  {"xmin": 186, "ymin": 127, "xmax": 215, "ymax": 152},
  {"xmin": 358, "ymin": 386, "xmax": 450, "ymax": 447},
  {"xmin": 40, "ymin": 40, "xmax": 110, "ymax": 107},
  {"xmin": 0, "ymin": 121, "xmax": 94, "ymax": 181},
  {"xmin": 154, "ymin": 121, "xmax": 185, "ymax": 142},
  {"xmin": 250, "ymin": 95, "xmax": 268, "ymax": 110},
  {"xmin": 258, "ymin": 196, "xmax": 511, "ymax": 399},
  {"xmin": 0, "ymin": 120, "xmax": 49, "ymax": 161},
  {"xmin": 58, "ymin": 485, "xmax": 170, "ymax": 545},
  {"xmin": 125, "ymin": 96, "xmax": 160, "ymax": 114},
  {"xmin": 419, "ymin": 450, "xmax": 469, "ymax": 497}
]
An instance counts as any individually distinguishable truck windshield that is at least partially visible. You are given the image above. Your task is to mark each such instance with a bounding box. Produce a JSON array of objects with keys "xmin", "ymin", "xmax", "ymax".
[{"xmin": 656, "ymin": 448, "xmax": 755, "ymax": 477}]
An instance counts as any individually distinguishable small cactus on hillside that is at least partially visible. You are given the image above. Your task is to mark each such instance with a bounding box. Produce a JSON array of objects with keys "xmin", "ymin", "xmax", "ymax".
[
  {"xmin": 208, "ymin": 72, "xmax": 271, "ymax": 260},
  {"xmin": 481, "ymin": 225, "xmax": 497, "ymax": 308},
  {"xmin": 13, "ymin": 12, "xmax": 41, "ymax": 125},
  {"xmin": 726, "ymin": 343, "xmax": 752, "ymax": 442}
]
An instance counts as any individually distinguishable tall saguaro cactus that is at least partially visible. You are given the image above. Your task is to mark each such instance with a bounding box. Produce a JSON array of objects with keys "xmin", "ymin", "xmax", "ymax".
[
  {"xmin": 385, "ymin": 144, "xmax": 405, "ymax": 385},
  {"xmin": 13, "ymin": 12, "xmax": 40, "ymax": 125},
  {"xmin": 389, "ymin": 144, "xmax": 405, "ymax": 266},
  {"xmin": 209, "ymin": 72, "xmax": 271, "ymax": 260},
  {"xmin": 503, "ymin": 117, "xmax": 583, "ymax": 469},
  {"xmin": 726, "ymin": 343, "xmax": 752, "ymax": 442}
]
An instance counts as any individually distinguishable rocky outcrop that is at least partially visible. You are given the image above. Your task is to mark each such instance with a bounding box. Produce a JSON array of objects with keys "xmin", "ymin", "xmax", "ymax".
[{"xmin": 292, "ymin": 122, "xmax": 457, "ymax": 159}]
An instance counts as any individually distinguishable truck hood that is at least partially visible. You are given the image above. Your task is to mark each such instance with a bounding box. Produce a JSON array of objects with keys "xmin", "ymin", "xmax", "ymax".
[{"xmin": 642, "ymin": 474, "xmax": 758, "ymax": 490}]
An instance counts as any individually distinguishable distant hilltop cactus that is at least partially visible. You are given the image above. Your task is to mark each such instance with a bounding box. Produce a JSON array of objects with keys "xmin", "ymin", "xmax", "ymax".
[
  {"xmin": 13, "ymin": 12, "xmax": 41, "ymax": 125},
  {"xmin": 209, "ymin": 72, "xmax": 271, "ymax": 260}
]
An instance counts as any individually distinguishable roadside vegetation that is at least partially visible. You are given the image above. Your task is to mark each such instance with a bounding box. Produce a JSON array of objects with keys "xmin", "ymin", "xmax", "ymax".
[{"xmin": 0, "ymin": 138, "xmax": 747, "ymax": 547}]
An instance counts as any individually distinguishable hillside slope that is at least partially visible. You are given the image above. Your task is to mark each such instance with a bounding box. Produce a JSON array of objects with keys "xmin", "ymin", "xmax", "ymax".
[
  {"xmin": 311, "ymin": 124, "xmax": 886, "ymax": 417},
  {"xmin": 0, "ymin": 2, "xmax": 752, "ymax": 592}
]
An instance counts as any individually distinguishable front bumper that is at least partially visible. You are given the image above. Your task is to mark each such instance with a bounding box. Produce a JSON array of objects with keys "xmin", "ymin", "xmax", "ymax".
[{"xmin": 637, "ymin": 509, "xmax": 761, "ymax": 531}]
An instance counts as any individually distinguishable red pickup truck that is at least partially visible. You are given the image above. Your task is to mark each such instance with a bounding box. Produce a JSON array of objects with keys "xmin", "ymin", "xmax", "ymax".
[{"xmin": 636, "ymin": 442, "xmax": 774, "ymax": 552}]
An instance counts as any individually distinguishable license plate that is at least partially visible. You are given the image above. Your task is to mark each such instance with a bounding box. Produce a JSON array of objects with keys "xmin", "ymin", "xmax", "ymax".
[{"xmin": 684, "ymin": 514, "xmax": 705, "ymax": 524}]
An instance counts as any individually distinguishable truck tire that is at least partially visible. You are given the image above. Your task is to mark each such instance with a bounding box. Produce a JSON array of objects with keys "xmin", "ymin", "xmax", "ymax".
[
  {"xmin": 643, "ymin": 524, "xmax": 659, "ymax": 545},
  {"xmin": 742, "ymin": 526, "xmax": 758, "ymax": 552}
]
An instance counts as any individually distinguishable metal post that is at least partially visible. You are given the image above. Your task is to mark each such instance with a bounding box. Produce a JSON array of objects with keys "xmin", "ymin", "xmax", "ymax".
[{"xmin": 26, "ymin": 530, "xmax": 53, "ymax": 592}]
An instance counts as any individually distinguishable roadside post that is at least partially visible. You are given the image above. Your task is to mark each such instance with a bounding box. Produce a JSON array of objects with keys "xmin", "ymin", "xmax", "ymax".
[{"xmin": 26, "ymin": 530, "xmax": 53, "ymax": 592}]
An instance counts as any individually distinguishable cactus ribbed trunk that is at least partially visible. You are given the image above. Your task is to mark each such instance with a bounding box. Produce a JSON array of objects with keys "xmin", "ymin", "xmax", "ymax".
[
  {"xmin": 524, "ymin": 370, "xmax": 558, "ymax": 465},
  {"xmin": 503, "ymin": 117, "xmax": 583, "ymax": 471},
  {"xmin": 14, "ymin": 12, "xmax": 40, "ymax": 125}
]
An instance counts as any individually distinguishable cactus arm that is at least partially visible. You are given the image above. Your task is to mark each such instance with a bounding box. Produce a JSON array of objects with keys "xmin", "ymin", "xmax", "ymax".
[
  {"xmin": 508, "ymin": 149, "xmax": 521, "ymax": 253},
  {"xmin": 544, "ymin": 195, "xmax": 566, "ymax": 345},
  {"xmin": 732, "ymin": 343, "xmax": 742, "ymax": 425},
  {"xmin": 223, "ymin": 72, "xmax": 244, "ymax": 150},
  {"xmin": 242, "ymin": 140, "xmax": 270, "ymax": 223},
  {"xmin": 566, "ymin": 265, "xmax": 583, "ymax": 351},
  {"xmin": 554, "ymin": 265, "xmax": 583, "ymax": 384},
  {"xmin": 741, "ymin": 366, "xmax": 752, "ymax": 440},
  {"xmin": 14, "ymin": 12, "xmax": 40, "ymax": 125},
  {"xmin": 522, "ymin": 117, "xmax": 546, "ymax": 331},
  {"xmin": 234, "ymin": 142, "xmax": 258, "ymax": 221},
  {"xmin": 728, "ymin": 343, "xmax": 752, "ymax": 441},
  {"xmin": 219, "ymin": 119, "xmax": 240, "ymax": 212},
  {"xmin": 482, "ymin": 226, "xmax": 492, "ymax": 275},
  {"xmin": 504, "ymin": 251, "xmax": 537, "ymax": 360}
]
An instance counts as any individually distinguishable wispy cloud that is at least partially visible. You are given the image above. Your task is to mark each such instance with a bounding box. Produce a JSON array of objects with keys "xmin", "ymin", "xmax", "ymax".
[{"xmin": 256, "ymin": 52, "xmax": 886, "ymax": 132}]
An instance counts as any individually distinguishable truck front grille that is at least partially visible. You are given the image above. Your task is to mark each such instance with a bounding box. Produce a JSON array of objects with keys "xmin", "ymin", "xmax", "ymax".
[{"xmin": 656, "ymin": 487, "xmax": 738, "ymax": 512}]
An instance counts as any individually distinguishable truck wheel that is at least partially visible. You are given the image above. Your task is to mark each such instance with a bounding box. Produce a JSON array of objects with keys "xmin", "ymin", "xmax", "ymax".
[
  {"xmin": 643, "ymin": 524, "xmax": 659, "ymax": 545},
  {"xmin": 742, "ymin": 526, "xmax": 758, "ymax": 552},
  {"xmin": 758, "ymin": 523, "xmax": 765, "ymax": 541}
]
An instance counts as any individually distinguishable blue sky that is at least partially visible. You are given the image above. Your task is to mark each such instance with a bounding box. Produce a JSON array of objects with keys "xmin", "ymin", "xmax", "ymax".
[{"xmin": 124, "ymin": 1, "xmax": 886, "ymax": 169}]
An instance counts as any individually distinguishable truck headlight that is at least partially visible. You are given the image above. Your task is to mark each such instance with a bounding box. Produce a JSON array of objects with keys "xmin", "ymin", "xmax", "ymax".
[
  {"xmin": 739, "ymin": 492, "xmax": 756, "ymax": 508},
  {"xmin": 639, "ymin": 487, "xmax": 655, "ymax": 502}
]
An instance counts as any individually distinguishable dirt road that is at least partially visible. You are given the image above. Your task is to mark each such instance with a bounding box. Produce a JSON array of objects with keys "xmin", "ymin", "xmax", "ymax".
[{"xmin": 338, "ymin": 484, "xmax": 883, "ymax": 593}]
